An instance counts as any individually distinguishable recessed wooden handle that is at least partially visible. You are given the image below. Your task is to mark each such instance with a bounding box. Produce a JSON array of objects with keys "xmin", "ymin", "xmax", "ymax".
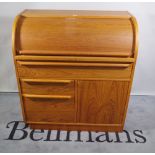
[
  {"xmin": 21, "ymin": 79, "xmax": 72, "ymax": 84},
  {"xmin": 22, "ymin": 94, "xmax": 72, "ymax": 99},
  {"xmin": 18, "ymin": 61, "xmax": 130, "ymax": 68},
  {"xmin": 15, "ymin": 55, "xmax": 135, "ymax": 63},
  {"xmin": 19, "ymin": 50, "xmax": 132, "ymax": 57}
]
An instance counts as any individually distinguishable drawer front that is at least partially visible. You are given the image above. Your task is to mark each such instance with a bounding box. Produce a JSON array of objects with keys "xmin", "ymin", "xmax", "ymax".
[
  {"xmin": 20, "ymin": 79, "xmax": 74, "ymax": 95},
  {"xmin": 17, "ymin": 61, "xmax": 132, "ymax": 79},
  {"xmin": 23, "ymin": 95, "xmax": 75, "ymax": 123},
  {"xmin": 26, "ymin": 111, "xmax": 75, "ymax": 123}
]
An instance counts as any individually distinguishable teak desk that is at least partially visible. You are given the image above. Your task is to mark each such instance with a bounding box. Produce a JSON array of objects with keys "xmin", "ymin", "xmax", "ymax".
[{"xmin": 12, "ymin": 10, "xmax": 138, "ymax": 131}]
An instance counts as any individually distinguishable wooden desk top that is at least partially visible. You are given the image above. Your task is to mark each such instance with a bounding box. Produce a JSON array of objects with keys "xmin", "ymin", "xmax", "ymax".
[{"xmin": 20, "ymin": 9, "xmax": 132, "ymax": 19}]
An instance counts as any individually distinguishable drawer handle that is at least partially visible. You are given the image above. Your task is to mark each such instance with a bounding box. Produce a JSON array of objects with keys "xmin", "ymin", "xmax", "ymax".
[
  {"xmin": 18, "ymin": 61, "xmax": 130, "ymax": 68},
  {"xmin": 15, "ymin": 55, "xmax": 135, "ymax": 63},
  {"xmin": 22, "ymin": 94, "xmax": 72, "ymax": 99},
  {"xmin": 19, "ymin": 50, "xmax": 132, "ymax": 57},
  {"xmin": 21, "ymin": 79, "xmax": 72, "ymax": 84}
]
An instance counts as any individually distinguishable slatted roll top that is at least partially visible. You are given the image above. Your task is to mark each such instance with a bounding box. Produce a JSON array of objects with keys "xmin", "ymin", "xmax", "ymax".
[{"xmin": 13, "ymin": 10, "xmax": 138, "ymax": 58}]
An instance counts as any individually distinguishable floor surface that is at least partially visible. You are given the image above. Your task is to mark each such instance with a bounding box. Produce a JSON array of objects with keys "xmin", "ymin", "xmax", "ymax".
[{"xmin": 0, "ymin": 93, "xmax": 155, "ymax": 153}]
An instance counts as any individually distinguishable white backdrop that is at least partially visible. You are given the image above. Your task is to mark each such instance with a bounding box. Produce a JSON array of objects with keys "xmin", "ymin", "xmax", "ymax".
[{"xmin": 0, "ymin": 2, "xmax": 155, "ymax": 95}]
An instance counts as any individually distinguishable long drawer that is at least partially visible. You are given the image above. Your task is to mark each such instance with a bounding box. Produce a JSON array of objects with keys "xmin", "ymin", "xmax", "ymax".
[{"xmin": 17, "ymin": 61, "xmax": 132, "ymax": 79}]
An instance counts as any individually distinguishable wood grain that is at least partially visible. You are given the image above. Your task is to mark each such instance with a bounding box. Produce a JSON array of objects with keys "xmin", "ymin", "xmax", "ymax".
[
  {"xmin": 23, "ymin": 96, "xmax": 76, "ymax": 123},
  {"xmin": 17, "ymin": 61, "xmax": 130, "ymax": 68},
  {"xmin": 18, "ymin": 50, "xmax": 132, "ymax": 57},
  {"xmin": 21, "ymin": 10, "xmax": 132, "ymax": 19},
  {"xmin": 17, "ymin": 62, "xmax": 132, "ymax": 79},
  {"xmin": 23, "ymin": 96, "xmax": 75, "ymax": 111},
  {"xmin": 78, "ymin": 80, "xmax": 129, "ymax": 124},
  {"xmin": 21, "ymin": 78, "xmax": 73, "ymax": 83},
  {"xmin": 26, "ymin": 110, "xmax": 75, "ymax": 123},
  {"xmin": 20, "ymin": 79, "xmax": 74, "ymax": 95},
  {"xmin": 15, "ymin": 55, "xmax": 135, "ymax": 63},
  {"xmin": 12, "ymin": 15, "xmax": 27, "ymax": 121},
  {"xmin": 121, "ymin": 16, "xmax": 139, "ymax": 127},
  {"xmin": 22, "ymin": 94, "xmax": 72, "ymax": 99},
  {"xmin": 12, "ymin": 10, "xmax": 138, "ymax": 131},
  {"xmin": 16, "ymin": 16, "xmax": 133, "ymax": 57}
]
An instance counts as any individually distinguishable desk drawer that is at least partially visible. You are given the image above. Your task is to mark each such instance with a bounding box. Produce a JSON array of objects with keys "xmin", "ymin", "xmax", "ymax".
[
  {"xmin": 23, "ymin": 94, "xmax": 75, "ymax": 123},
  {"xmin": 17, "ymin": 61, "xmax": 132, "ymax": 79},
  {"xmin": 20, "ymin": 79, "xmax": 74, "ymax": 95}
]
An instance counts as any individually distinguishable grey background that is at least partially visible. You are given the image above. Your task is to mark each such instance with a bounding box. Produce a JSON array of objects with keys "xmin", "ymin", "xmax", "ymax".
[{"xmin": 0, "ymin": 2, "xmax": 155, "ymax": 95}]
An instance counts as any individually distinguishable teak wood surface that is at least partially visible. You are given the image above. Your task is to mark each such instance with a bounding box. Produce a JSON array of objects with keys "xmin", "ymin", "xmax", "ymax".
[{"xmin": 12, "ymin": 10, "xmax": 138, "ymax": 132}]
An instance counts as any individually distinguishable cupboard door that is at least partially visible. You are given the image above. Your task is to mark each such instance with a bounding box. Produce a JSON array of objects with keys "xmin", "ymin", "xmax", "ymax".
[{"xmin": 78, "ymin": 80, "xmax": 129, "ymax": 124}]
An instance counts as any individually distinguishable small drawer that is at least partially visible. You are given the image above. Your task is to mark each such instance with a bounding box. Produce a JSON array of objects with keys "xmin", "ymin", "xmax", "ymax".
[
  {"xmin": 20, "ymin": 79, "xmax": 74, "ymax": 96},
  {"xmin": 23, "ymin": 94, "xmax": 75, "ymax": 123}
]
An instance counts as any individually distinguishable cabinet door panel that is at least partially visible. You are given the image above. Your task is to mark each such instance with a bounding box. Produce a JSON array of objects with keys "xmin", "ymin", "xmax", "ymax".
[{"xmin": 78, "ymin": 80, "xmax": 129, "ymax": 124}]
